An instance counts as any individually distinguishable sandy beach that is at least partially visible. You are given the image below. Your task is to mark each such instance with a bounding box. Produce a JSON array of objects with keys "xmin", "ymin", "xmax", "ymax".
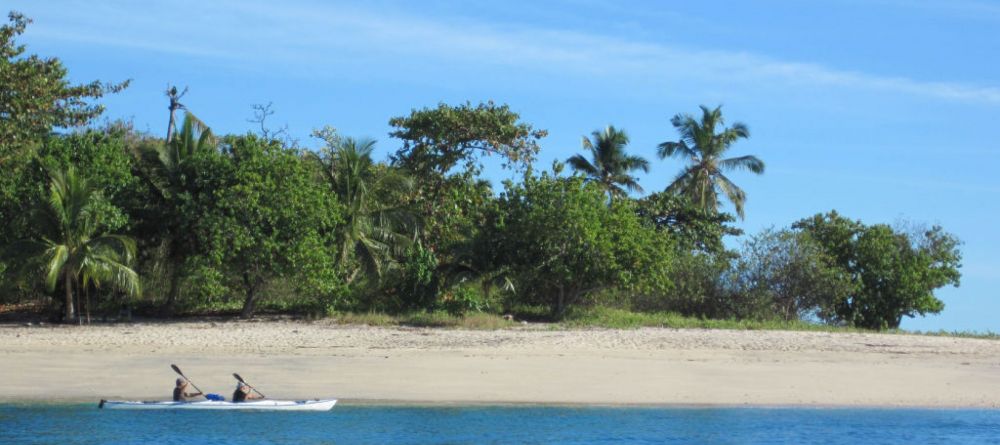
[{"xmin": 1, "ymin": 320, "xmax": 998, "ymax": 407}]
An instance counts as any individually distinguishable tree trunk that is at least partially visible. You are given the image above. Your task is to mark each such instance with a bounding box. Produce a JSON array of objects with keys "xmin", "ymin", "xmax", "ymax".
[
  {"xmin": 64, "ymin": 272, "xmax": 75, "ymax": 322},
  {"xmin": 553, "ymin": 285, "xmax": 566, "ymax": 319},
  {"xmin": 85, "ymin": 283, "xmax": 91, "ymax": 325},
  {"xmin": 240, "ymin": 272, "xmax": 258, "ymax": 319},
  {"xmin": 166, "ymin": 108, "xmax": 177, "ymax": 143},
  {"xmin": 163, "ymin": 265, "xmax": 182, "ymax": 317}
]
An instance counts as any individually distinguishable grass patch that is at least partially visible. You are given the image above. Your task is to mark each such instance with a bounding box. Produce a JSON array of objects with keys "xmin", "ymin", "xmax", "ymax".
[
  {"xmin": 559, "ymin": 307, "xmax": 871, "ymax": 333},
  {"xmin": 328, "ymin": 311, "xmax": 514, "ymax": 329},
  {"xmin": 331, "ymin": 311, "xmax": 396, "ymax": 326}
]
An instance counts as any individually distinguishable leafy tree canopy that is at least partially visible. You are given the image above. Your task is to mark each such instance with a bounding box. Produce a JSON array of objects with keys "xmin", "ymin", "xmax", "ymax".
[
  {"xmin": 793, "ymin": 211, "xmax": 962, "ymax": 329},
  {"xmin": 183, "ymin": 134, "xmax": 342, "ymax": 317},
  {"xmin": 488, "ymin": 168, "xmax": 673, "ymax": 317},
  {"xmin": 0, "ymin": 11, "xmax": 129, "ymax": 165},
  {"xmin": 4, "ymin": 168, "xmax": 139, "ymax": 321},
  {"xmin": 731, "ymin": 228, "xmax": 855, "ymax": 321},
  {"xmin": 636, "ymin": 191, "xmax": 741, "ymax": 256},
  {"xmin": 389, "ymin": 101, "xmax": 547, "ymax": 176}
]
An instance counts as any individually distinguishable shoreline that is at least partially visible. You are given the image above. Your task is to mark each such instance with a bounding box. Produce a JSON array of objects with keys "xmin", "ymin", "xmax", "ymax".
[
  {"xmin": 2, "ymin": 321, "xmax": 999, "ymax": 408},
  {"xmin": 3, "ymin": 398, "xmax": 999, "ymax": 411}
]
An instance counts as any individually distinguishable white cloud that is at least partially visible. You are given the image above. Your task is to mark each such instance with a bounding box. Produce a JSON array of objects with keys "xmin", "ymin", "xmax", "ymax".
[{"xmin": 16, "ymin": 0, "xmax": 1000, "ymax": 105}]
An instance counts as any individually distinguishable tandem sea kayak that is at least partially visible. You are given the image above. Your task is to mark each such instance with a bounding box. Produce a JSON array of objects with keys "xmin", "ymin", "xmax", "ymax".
[{"xmin": 98, "ymin": 399, "xmax": 337, "ymax": 411}]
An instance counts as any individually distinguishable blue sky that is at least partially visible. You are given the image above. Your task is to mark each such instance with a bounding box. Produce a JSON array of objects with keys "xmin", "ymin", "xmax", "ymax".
[{"xmin": 8, "ymin": 0, "xmax": 999, "ymax": 331}]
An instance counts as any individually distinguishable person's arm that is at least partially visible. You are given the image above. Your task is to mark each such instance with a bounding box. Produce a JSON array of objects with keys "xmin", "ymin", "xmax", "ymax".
[{"xmin": 185, "ymin": 391, "xmax": 203, "ymax": 398}]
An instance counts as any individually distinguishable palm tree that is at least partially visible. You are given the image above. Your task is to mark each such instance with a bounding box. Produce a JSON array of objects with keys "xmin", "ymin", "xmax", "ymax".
[
  {"xmin": 309, "ymin": 137, "xmax": 417, "ymax": 284},
  {"xmin": 657, "ymin": 105, "xmax": 764, "ymax": 219},
  {"xmin": 566, "ymin": 125, "xmax": 649, "ymax": 199},
  {"xmin": 6, "ymin": 168, "xmax": 140, "ymax": 322},
  {"xmin": 131, "ymin": 112, "xmax": 214, "ymax": 314},
  {"xmin": 164, "ymin": 85, "xmax": 189, "ymax": 142}
]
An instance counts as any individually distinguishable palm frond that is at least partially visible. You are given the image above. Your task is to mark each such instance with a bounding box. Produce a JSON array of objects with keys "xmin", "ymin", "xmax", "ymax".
[
  {"xmin": 80, "ymin": 252, "xmax": 142, "ymax": 297},
  {"xmin": 43, "ymin": 244, "xmax": 70, "ymax": 292},
  {"xmin": 566, "ymin": 154, "xmax": 599, "ymax": 177},
  {"xmin": 623, "ymin": 154, "xmax": 650, "ymax": 173},
  {"xmin": 718, "ymin": 155, "xmax": 765, "ymax": 174},
  {"xmin": 713, "ymin": 173, "xmax": 747, "ymax": 219}
]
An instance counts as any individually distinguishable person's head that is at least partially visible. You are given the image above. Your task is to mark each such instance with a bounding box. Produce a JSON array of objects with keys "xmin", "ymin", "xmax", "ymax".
[
  {"xmin": 238, "ymin": 383, "xmax": 250, "ymax": 393},
  {"xmin": 176, "ymin": 378, "xmax": 187, "ymax": 388}
]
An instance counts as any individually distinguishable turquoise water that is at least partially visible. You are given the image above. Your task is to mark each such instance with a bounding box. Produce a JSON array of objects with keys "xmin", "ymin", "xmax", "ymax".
[{"xmin": 1, "ymin": 404, "xmax": 998, "ymax": 444}]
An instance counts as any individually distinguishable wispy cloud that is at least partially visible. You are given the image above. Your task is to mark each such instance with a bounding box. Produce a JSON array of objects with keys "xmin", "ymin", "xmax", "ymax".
[{"xmin": 17, "ymin": 0, "xmax": 1000, "ymax": 105}]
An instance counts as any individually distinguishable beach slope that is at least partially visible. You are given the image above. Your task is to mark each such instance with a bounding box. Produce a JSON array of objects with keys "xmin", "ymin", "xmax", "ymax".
[{"xmin": 1, "ymin": 322, "xmax": 997, "ymax": 407}]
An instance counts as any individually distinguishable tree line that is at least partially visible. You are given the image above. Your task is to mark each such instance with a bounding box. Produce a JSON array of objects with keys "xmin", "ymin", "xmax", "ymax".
[{"xmin": 0, "ymin": 12, "xmax": 961, "ymax": 330}]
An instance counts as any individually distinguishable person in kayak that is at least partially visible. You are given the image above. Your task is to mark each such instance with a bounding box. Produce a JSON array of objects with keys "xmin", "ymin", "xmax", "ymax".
[
  {"xmin": 173, "ymin": 378, "xmax": 203, "ymax": 401},
  {"xmin": 232, "ymin": 383, "xmax": 264, "ymax": 402}
]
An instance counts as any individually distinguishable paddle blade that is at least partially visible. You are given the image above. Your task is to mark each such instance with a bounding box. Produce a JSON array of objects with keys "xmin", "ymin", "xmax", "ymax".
[
  {"xmin": 233, "ymin": 373, "xmax": 246, "ymax": 383},
  {"xmin": 171, "ymin": 364, "xmax": 184, "ymax": 376}
]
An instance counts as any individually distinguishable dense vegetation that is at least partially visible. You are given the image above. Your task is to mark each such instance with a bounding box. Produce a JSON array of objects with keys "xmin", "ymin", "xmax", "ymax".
[{"xmin": 0, "ymin": 12, "xmax": 962, "ymax": 330}]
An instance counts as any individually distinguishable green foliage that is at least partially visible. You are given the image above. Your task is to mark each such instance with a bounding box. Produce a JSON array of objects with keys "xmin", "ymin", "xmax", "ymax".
[
  {"xmin": 308, "ymin": 132, "xmax": 417, "ymax": 285},
  {"xmin": 3, "ymin": 168, "xmax": 140, "ymax": 321},
  {"xmin": 128, "ymin": 112, "xmax": 216, "ymax": 314},
  {"xmin": 634, "ymin": 250, "xmax": 729, "ymax": 318},
  {"xmin": 389, "ymin": 101, "xmax": 547, "ymax": 175},
  {"xmin": 793, "ymin": 211, "xmax": 962, "ymax": 329},
  {"xmin": 560, "ymin": 306, "xmax": 866, "ymax": 332},
  {"xmin": 387, "ymin": 102, "xmax": 538, "ymax": 309},
  {"xmin": 183, "ymin": 134, "xmax": 342, "ymax": 318},
  {"xmin": 658, "ymin": 105, "xmax": 764, "ymax": 219},
  {"xmin": 731, "ymin": 228, "xmax": 855, "ymax": 321},
  {"xmin": 0, "ymin": 17, "xmax": 970, "ymax": 331},
  {"xmin": 488, "ymin": 170, "xmax": 674, "ymax": 317},
  {"xmin": 398, "ymin": 243, "xmax": 439, "ymax": 311},
  {"xmin": 440, "ymin": 285, "xmax": 490, "ymax": 316},
  {"xmin": 566, "ymin": 125, "xmax": 649, "ymax": 199},
  {"xmin": 0, "ymin": 11, "xmax": 129, "ymax": 163},
  {"xmin": 0, "ymin": 12, "xmax": 128, "ymax": 248},
  {"xmin": 636, "ymin": 191, "xmax": 741, "ymax": 255}
]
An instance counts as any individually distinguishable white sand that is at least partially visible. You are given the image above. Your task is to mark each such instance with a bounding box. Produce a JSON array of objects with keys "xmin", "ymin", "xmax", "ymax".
[{"xmin": 1, "ymin": 320, "xmax": 998, "ymax": 407}]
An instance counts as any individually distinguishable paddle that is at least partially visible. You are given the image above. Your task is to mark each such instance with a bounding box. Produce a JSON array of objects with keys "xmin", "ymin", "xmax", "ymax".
[
  {"xmin": 170, "ymin": 364, "xmax": 207, "ymax": 399},
  {"xmin": 233, "ymin": 373, "xmax": 268, "ymax": 398}
]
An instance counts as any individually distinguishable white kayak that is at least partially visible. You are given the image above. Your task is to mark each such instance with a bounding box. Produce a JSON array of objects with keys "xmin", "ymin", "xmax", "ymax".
[{"xmin": 99, "ymin": 399, "xmax": 337, "ymax": 411}]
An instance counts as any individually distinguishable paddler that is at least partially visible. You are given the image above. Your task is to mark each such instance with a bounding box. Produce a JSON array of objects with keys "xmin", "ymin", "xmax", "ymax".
[
  {"xmin": 232, "ymin": 383, "xmax": 264, "ymax": 402},
  {"xmin": 173, "ymin": 378, "xmax": 203, "ymax": 402}
]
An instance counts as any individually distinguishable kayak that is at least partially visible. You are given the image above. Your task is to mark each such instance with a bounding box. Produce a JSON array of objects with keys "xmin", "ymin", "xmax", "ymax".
[{"xmin": 98, "ymin": 399, "xmax": 337, "ymax": 411}]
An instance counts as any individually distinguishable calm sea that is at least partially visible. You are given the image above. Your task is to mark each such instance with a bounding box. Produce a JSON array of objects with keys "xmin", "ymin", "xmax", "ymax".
[{"xmin": 1, "ymin": 404, "xmax": 998, "ymax": 444}]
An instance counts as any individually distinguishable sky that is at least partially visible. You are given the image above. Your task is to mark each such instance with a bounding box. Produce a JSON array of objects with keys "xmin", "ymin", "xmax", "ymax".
[{"xmin": 7, "ymin": 0, "xmax": 999, "ymax": 332}]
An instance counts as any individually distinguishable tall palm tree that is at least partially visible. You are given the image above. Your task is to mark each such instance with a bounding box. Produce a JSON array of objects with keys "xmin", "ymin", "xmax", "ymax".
[
  {"xmin": 309, "ymin": 137, "xmax": 417, "ymax": 284},
  {"xmin": 566, "ymin": 125, "xmax": 649, "ymax": 199},
  {"xmin": 6, "ymin": 168, "xmax": 140, "ymax": 322},
  {"xmin": 131, "ymin": 112, "xmax": 214, "ymax": 314},
  {"xmin": 164, "ymin": 85, "xmax": 188, "ymax": 143},
  {"xmin": 658, "ymin": 105, "xmax": 764, "ymax": 219}
]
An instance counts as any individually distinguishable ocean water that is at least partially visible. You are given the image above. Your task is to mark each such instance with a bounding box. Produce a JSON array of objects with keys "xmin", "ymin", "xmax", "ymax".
[{"xmin": 0, "ymin": 404, "xmax": 998, "ymax": 444}]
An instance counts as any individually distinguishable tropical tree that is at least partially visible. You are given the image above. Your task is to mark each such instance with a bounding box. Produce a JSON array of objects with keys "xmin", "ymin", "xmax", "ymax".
[
  {"xmin": 0, "ymin": 11, "xmax": 127, "ymax": 248},
  {"xmin": 184, "ymin": 134, "xmax": 341, "ymax": 318},
  {"xmin": 488, "ymin": 167, "xmax": 673, "ymax": 317},
  {"xmin": 309, "ymin": 133, "xmax": 417, "ymax": 284},
  {"xmin": 566, "ymin": 125, "xmax": 649, "ymax": 199},
  {"xmin": 657, "ymin": 105, "xmax": 764, "ymax": 219},
  {"xmin": 792, "ymin": 212, "xmax": 962, "ymax": 329},
  {"xmin": 164, "ymin": 85, "xmax": 188, "ymax": 142},
  {"xmin": 5, "ymin": 168, "xmax": 140, "ymax": 322},
  {"xmin": 731, "ymin": 228, "xmax": 855, "ymax": 321},
  {"xmin": 131, "ymin": 112, "xmax": 215, "ymax": 314},
  {"xmin": 389, "ymin": 101, "xmax": 546, "ymax": 250}
]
